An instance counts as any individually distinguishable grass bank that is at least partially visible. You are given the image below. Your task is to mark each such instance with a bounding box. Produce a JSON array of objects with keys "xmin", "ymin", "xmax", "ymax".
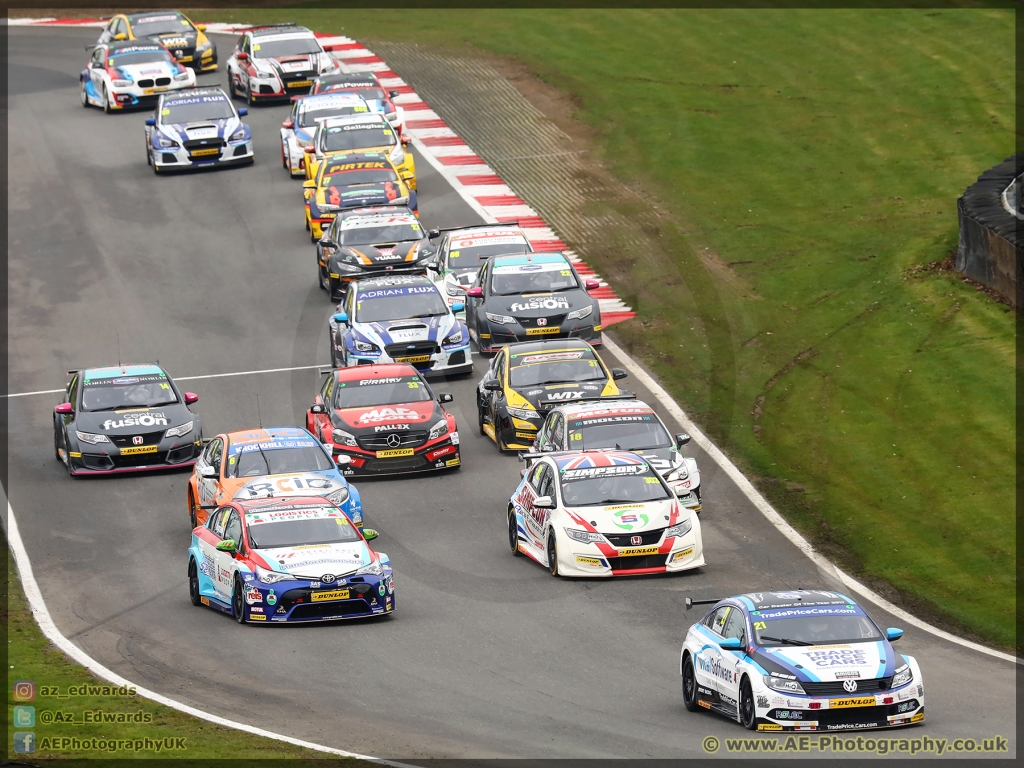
[
  {"xmin": 217, "ymin": 6, "xmax": 1015, "ymax": 649},
  {"xmin": 5, "ymin": 556, "xmax": 361, "ymax": 762}
]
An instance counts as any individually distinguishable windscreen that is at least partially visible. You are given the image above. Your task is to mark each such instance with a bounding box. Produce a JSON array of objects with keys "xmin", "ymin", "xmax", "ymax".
[
  {"xmin": 321, "ymin": 123, "xmax": 396, "ymax": 152},
  {"xmin": 321, "ymin": 84, "xmax": 387, "ymax": 101},
  {"xmin": 161, "ymin": 95, "xmax": 234, "ymax": 123},
  {"xmin": 491, "ymin": 262, "xmax": 577, "ymax": 295},
  {"xmin": 300, "ymin": 104, "xmax": 369, "ymax": 127},
  {"xmin": 559, "ymin": 463, "xmax": 670, "ymax": 506},
  {"xmin": 247, "ymin": 510, "xmax": 361, "ymax": 548},
  {"xmin": 130, "ymin": 14, "xmax": 190, "ymax": 36},
  {"xmin": 752, "ymin": 608, "xmax": 883, "ymax": 646},
  {"xmin": 508, "ymin": 350, "xmax": 605, "ymax": 388},
  {"xmin": 252, "ymin": 37, "xmax": 321, "ymax": 58},
  {"xmin": 338, "ymin": 221, "xmax": 420, "ymax": 245},
  {"xmin": 355, "ymin": 285, "xmax": 448, "ymax": 323},
  {"xmin": 228, "ymin": 444, "xmax": 333, "ymax": 477},
  {"xmin": 572, "ymin": 416, "xmax": 671, "ymax": 451},
  {"xmin": 80, "ymin": 372, "xmax": 177, "ymax": 411},
  {"xmin": 334, "ymin": 374, "xmax": 432, "ymax": 408},
  {"xmin": 108, "ymin": 50, "xmax": 170, "ymax": 67}
]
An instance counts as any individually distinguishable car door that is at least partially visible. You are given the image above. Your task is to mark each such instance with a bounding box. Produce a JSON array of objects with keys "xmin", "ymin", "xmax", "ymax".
[
  {"xmin": 197, "ymin": 438, "xmax": 224, "ymax": 507},
  {"xmin": 694, "ymin": 606, "xmax": 732, "ymax": 698},
  {"xmin": 466, "ymin": 260, "xmax": 487, "ymax": 333},
  {"xmin": 212, "ymin": 509, "xmax": 244, "ymax": 601},
  {"xmin": 487, "ymin": 349, "xmax": 507, "ymax": 426},
  {"xmin": 55, "ymin": 373, "xmax": 79, "ymax": 451},
  {"xmin": 198, "ymin": 506, "xmax": 231, "ymax": 601},
  {"xmin": 310, "ymin": 375, "xmax": 335, "ymax": 441},
  {"xmin": 534, "ymin": 412, "xmax": 556, "ymax": 451},
  {"xmin": 717, "ymin": 606, "xmax": 749, "ymax": 712},
  {"xmin": 518, "ymin": 460, "xmax": 547, "ymax": 551},
  {"xmin": 89, "ymin": 47, "xmax": 106, "ymax": 94},
  {"xmin": 547, "ymin": 412, "xmax": 566, "ymax": 451}
]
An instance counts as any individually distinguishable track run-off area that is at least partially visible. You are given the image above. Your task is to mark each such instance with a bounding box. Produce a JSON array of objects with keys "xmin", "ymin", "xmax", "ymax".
[{"xmin": 5, "ymin": 24, "xmax": 1017, "ymax": 760}]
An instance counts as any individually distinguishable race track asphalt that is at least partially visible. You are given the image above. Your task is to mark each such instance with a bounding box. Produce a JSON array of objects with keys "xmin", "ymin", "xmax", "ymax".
[{"xmin": 6, "ymin": 26, "xmax": 1016, "ymax": 760}]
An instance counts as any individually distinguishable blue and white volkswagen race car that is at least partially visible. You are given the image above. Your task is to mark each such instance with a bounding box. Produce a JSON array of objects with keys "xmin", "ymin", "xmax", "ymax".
[
  {"xmin": 188, "ymin": 496, "xmax": 394, "ymax": 624},
  {"xmin": 145, "ymin": 88, "xmax": 253, "ymax": 172},
  {"xmin": 679, "ymin": 590, "xmax": 924, "ymax": 732},
  {"xmin": 82, "ymin": 40, "xmax": 195, "ymax": 112},
  {"xmin": 329, "ymin": 275, "xmax": 473, "ymax": 377},
  {"xmin": 281, "ymin": 92, "xmax": 371, "ymax": 177}
]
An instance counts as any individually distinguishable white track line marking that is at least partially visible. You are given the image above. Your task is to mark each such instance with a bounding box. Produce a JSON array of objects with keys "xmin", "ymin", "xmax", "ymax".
[
  {"xmin": 601, "ymin": 337, "xmax": 1019, "ymax": 665},
  {"xmin": 2, "ymin": 501, "xmax": 419, "ymax": 767},
  {"xmin": 4, "ymin": 364, "xmax": 330, "ymax": 399}
]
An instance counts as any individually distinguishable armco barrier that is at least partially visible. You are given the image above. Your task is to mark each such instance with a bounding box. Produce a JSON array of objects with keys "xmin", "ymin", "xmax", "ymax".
[{"xmin": 956, "ymin": 154, "xmax": 1022, "ymax": 307}]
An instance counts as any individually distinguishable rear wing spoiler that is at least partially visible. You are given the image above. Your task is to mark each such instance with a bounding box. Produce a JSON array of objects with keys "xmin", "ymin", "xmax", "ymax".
[
  {"xmin": 427, "ymin": 221, "xmax": 521, "ymax": 240},
  {"xmin": 685, "ymin": 597, "xmax": 723, "ymax": 611}
]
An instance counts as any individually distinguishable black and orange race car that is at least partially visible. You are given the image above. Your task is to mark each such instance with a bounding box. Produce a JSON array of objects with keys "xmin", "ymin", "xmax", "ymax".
[{"xmin": 305, "ymin": 363, "xmax": 460, "ymax": 476}]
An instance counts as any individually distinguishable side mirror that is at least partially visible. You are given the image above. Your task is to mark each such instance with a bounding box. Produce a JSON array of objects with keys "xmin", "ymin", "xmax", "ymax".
[
  {"xmin": 675, "ymin": 432, "xmax": 691, "ymax": 448},
  {"xmin": 719, "ymin": 637, "xmax": 743, "ymax": 651},
  {"xmin": 335, "ymin": 454, "xmax": 351, "ymax": 467},
  {"xmin": 184, "ymin": 392, "xmax": 199, "ymax": 405},
  {"xmin": 303, "ymin": 179, "xmax": 316, "ymax": 189},
  {"xmin": 483, "ymin": 380, "xmax": 503, "ymax": 392},
  {"xmin": 216, "ymin": 539, "xmax": 237, "ymax": 553},
  {"xmin": 236, "ymin": 51, "xmax": 248, "ymax": 61},
  {"xmin": 114, "ymin": 33, "xmax": 127, "ymax": 41},
  {"xmin": 428, "ymin": 228, "xmax": 441, "ymax": 239},
  {"xmin": 450, "ymin": 302, "xmax": 465, "ymax": 313},
  {"xmin": 333, "ymin": 312, "xmax": 349, "ymax": 324},
  {"xmin": 362, "ymin": 528, "xmax": 379, "ymax": 541},
  {"xmin": 311, "ymin": 403, "xmax": 325, "ymax": 414},
  {"xmin": 145, "ymin": 117, "xmax": 156, "ymax": 126},
  {"xmin": 437, "ymin": 393, "xmax": 454, "ymax": 404},
  {"xmin": 886, "ymin": 627, "xmax": 904, "ymax": 642},
  {"xmin": 585, "ymin": 279, "xmax": 600, "ymax": 291},
  {"xmin": 282, "ymin": 119, "xmax": 294, "ymax": 129},
  {"xmin": 238, "ymin": 107, "xmax": 248, "ymax": 116},
  {"xmin": 466, "ymin": 287, "xmax": 483, "ymax": 298},
  {"xmin": 389, "ymin": 90, "xmax": 400, "ymax": 98},
  {"xmin": 55, "ymin": 402, "xmax": 74, "ymax": 415},
  {"xmin": 304, "ymin": 145, "xmax": 316, "ymax": 154},
  {"xmin": 533, "ymin": 496, "xmax": 555, "ymax": 509},
  {"xmin": 611, "ymin": 368, "xmax": 629, "ymax": 380},
  {"xmin": 197, "ymin": 24, "xmax": 208, "ymax": 32},
  {"xmin": 199, "ymin": 465, "xmax": 217, "ymax": 479}
]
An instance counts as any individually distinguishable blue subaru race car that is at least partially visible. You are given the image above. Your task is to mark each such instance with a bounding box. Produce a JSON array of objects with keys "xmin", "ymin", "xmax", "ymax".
[
  {"xmin": 328, "ymin": 274, "xmax": 473, "ymax": 377},
  {"xmin": 679, "ymin": 590, "xmax": 924, "ymax": 732},
  {"xmin": 145, "ymin": 87, "xmax": 253, "ymax": 173},
  {"xmin": 188, "ymin": 496, "xmax": 395, "ymax": 624}
]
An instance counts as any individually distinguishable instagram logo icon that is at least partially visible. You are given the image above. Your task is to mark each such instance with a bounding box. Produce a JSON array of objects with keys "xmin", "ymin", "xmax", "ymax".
[{"xmin": 13, "ymin": 680, "xmax": 35, "ymax": 702}]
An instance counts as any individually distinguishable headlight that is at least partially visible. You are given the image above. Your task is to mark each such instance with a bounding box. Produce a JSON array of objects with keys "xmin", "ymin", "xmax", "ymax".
[
  {"xmin": 75, "ymin": 431, "xmax": 109, "ymax": 444},
  {"xmin": 355, "ymin": 558, "xmax": 384, "ymax": 576},
  {"xmin": 389, "ymin": 143, "xmax": 404, "ymax": 165},
  {"xmin": 442, "ymin": 328, "xmax": 463, "ymax": 345},
  {"xmin": 566, "ymin": 305, "xmax": 593, "ymax": 321},
  {"xmin": 332, "ymin": 428, "xmax": 358, "ymax": 447},
  {"xmin": 254, "ymin": 69, "xmax": 277, "ymax": 81},
  {"xmin": 891, "ymin": 664, "xmax": 913, "ymax": 688},
  {"xmin": 164, "ymin": 421, "xmax": 193, "ymax": 439},
  {"xmin": 428, "ymin": 419, "xmax": 449, "ymax": 440},
  {"xmin": 229, "ymin": 128, "xmax": 246, "ymax": 141},
  {"xmin": 664, "ymin": 518, "xmax": 692, "ymax": 539},
  {"xmin": 486, "ymin": 312, "xmax": 515, "ymax": 325},
  {"xmin": 564, "ymin": 528, "xmax": 604, "ymax": 543},
  {"xmin": 392, "ymin": 195, "xmax": 409, "ymax": 205},
  {"xmin": 111, "ymin": 79, "xmax": 132, "ymax": 87},
  {"xmin": 506, "ymin": 406, "xmax": 538, "ymax": 420},
  {"xmin": 157, "ymin": 137, "xmax": 179, "ymax": 149},
  {"xmin": 665, "ymin": 463, "xmax": 689, "ymax": 482},
  {"xmin": 295, "ymin": 134, "xmax": 312, "ymax": 148},
  {"xmin": 255, "ymin": 565, "xmax": 291, "ymax": 584},
  {"xmin": 385, "ymin": 111, "xmax": 398, "ymax": 122},
  {"xmin": 764, "ymin": 675, "xmax": 805, "ymax": 694},
  {"xmin": 445, "ymin": 281, "xmax": 463, "ymax": 297},
  {"xmin": 196, "ymin": 40, "xmax": 211, "ymax": 52},
  {"xmin": 173, "ymin": 72, "xmax": 190, "ymax": 82},
  {"xmin": 327, "ymin": 487, "xmax": 351, "ymax": 506},
  {"xmin": 353, "ymin": 339, "xmax": 380, "ymax": 353}
]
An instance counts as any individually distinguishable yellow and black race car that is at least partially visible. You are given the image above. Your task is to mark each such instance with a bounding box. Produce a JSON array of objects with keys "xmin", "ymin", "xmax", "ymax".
[
  {"xmin": 98, "ymin": 11, "xmax": 217, "ymax": 72},
  {"xmin": 476, "ymin": 339, "xmax": 629, "ymax": 452},
  {"xmin": 303, "ymin": 152, "xmax": 415, "ymax": 241}
]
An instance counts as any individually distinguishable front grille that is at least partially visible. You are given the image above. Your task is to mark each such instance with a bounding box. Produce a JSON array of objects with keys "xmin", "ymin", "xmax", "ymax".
[
  {"xmin": 289, "ymin": 600, "xmax": 372, "ymax": 620},
  {"xmin": 155, "ymin": 76, "xmax": 171, "ymax": 86},
  {"xmin": 259, "ymin": 84, "xmax": 276, "ymax": 95},
  {"xmin": 110, "ymin": 430, "xmax": 164, "ymax": 447},
  {"xmin": 802, "ymin": 678, "xmax": 893, "ymax": 697},
  {"xmin": 137, "ymin": 78, "xmax": 155, "ymax": 88},
  {"xmin": 605, "ymin": 528, "xmax": 665, "ymax": 548},
  {"xmin": 357, "ymin": 430, "xmax": 429, "ymax": 450},
  {"xmin": 278, "ymin": 583, "xmax": 375, "ymax": 612},
  {"xmin": 364, "ymin": 455, "xmax": 428, "ymax": 472},
  {"xmin": 606, "ymin": 553, "xmax": 668, "ymax": 571},
  {"xmin": 384, "ymin": 341, "xmax": 438, "ymax": 358},
  {"xmin": 516, "ymin": 314, "xmax": 566, "ymax": 328},
  {"xmin": 183, "ymin": 138, "xmax": 225, "ymax": 151},
  {"xmin": 116, "ymin": 450, "xmax": 167, "ymax": 468}
]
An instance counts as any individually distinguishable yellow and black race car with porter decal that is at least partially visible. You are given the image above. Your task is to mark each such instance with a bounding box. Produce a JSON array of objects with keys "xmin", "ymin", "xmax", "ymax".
[
  {"xmin": 98, "ymin": 10, "xmax": 217, "ymax": 72},
  {"xmin": 476, "ymin": 339, "xmax": 629, "ymax": 452}
]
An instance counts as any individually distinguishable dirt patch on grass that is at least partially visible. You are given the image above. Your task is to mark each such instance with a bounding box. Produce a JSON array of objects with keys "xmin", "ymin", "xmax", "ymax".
[{"xmin": 904, "ymin": 253, "xmax": 1019, "ymax": 312}]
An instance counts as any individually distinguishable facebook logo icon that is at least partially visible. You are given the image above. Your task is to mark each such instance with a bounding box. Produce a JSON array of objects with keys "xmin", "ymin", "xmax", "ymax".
[{"xmin": 13, "ymin": 732, "xmax": 35, "ymax": 753}]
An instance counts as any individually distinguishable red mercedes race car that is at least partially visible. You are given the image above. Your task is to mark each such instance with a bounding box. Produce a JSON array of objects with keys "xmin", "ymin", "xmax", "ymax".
[{"xmin": 305, "ymin": 363, "xmax": 461, "ymax": 476}]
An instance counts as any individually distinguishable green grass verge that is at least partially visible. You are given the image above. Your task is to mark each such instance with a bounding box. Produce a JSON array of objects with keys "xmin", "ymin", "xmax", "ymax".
[
  {"xmin": 5, "ymin": 556, "xmax": 362, "ymax": 762},
  {"xmin": 213, "ymin": 6, "xmax": 1016, "ymax": 650}
]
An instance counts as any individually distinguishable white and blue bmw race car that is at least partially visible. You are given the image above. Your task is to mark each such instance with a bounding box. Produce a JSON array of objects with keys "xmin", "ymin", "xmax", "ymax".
[
  {"xmin": 145, "ymin": 87, "xmax": 253, "ymax": 173},
  {"xmin": 82, "ymin": 40, "xmax": 195, "ymax": 112},
  {"xmin": 680, "ymin": 590, "xmax": 924, "ymax": 732},
  {"xmin": 329, "ymin": 275, "xmax": 473, "ymax": 378}
]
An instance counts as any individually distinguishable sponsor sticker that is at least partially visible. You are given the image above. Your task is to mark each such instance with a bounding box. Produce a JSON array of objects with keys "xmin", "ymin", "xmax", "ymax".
[
  {"xmin": 445, "ymin": 458, "xmax": 461, "ymax": 466},
  {"xmin": 671, "ymin": 547, "xmax": 694, "ymax": 561},
  {"xmin": 394, "ymin": 355, "xmax": 431, "ymax": 363},
  {"xmin": 286, "ymin": 80, "xmax": 313, "ymax": 88},
  {"xmin": 190, "ymin": 148, "xmax": 220, "ymax": 157},
  {"xmin": 575, "ymin": 555, "xmax": 603, "ymax": 567},
  {"xmin": 617, "ymin": 545, "xmax": 660, "ymax": 557},
  {"xmin": 311, "ymin": 589, "xmax": 350, "ymax": 602},
  {"xmin": 376, "ymin": 448, "xmax": 415, "ymax": 458},
  {"xmin": 828, "ymin": 697, "xmax": 876, "ymax": 709},
  {"xmin": 758, "ymin": 724, "xmax": 783, "ymax": 731},
  {"xmin": 119, "ymin": 445, "xmax": 158, "ymax": 456},
  {"xmin": 249, "ymin": 614, "xmax": 267, "ymax": 621},
  {"xmin": 525, "ymin": 327, "xmax": 561, "ymax": 336}
]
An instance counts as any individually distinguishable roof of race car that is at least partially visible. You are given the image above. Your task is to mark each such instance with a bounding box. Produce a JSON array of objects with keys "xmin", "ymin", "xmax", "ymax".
[
  {"xmin": 553, "ymin": 451, "xmax": 648, "ymax": 471},
  {"xmin": 233, "ymin": 496, "xmax": 339, "ymax": 514},
  {"xmin": 82, "ymin": 363, "xmax": 166, "ymax": 382},
  {"xmin": 493, "ymin": 252, "xmax": 568, "ymax": 267},
  {"xmin": 223, "ymin": 427, "xmax": 318, "ymax": 453},
  {"xmin": 319, "ymin": 113, "xmax": 389, "ymax": 129},
  {"xmin": 249, "ymin": 24, "xmax": 315, "ymax": 38},
  {"xmin": 126, "ymin": 11, "xmax": 183, "ymax": 22},
  {"xmin": 338, "ymin": 211, "xmax": 419, "ymax": 230},
  {"xmin": 506, "ymin": 340, "xmax": 597, "ymax": 360},
  {"xmin": 316, "ymin": 72, "xmax": 382, "ymax": 86},
  {"xmin": 106, "ymin": 40, "xmax": 165, "ymax": 53},
  {"xmin": 732, "ymin": 590, "xmax": 859, "ymax": 610},
  {"xmin": 300, "ymin": 93, "xmax": 370, "ymax": 113},
  {"xmin": 355, "ymin": 274, "xmax": 433, "ymax": 291},
  {"xmin": 561, "ymin": 400, "xmax": 655, "ymax": 420},
  {"xmin": 162, "ymin": 87, "xmax": 228, "ymax": 104},
  {"xmin": 449, "ymin": 226, "xmax": 529, "ymax": 244},
  {"xmin": 333, "ymin": 362, "xmax": 419, "ymax": 383}
]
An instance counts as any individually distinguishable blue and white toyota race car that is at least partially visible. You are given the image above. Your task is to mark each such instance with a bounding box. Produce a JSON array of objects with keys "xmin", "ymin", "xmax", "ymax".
[
  {"xmin": 145, "ymin": 88, "xmax": 253, "ymax": 173},
  {"xmin": 679, "ymin": 590, "xmax": 924, "ymax": 732},
  {"xmin": 329, "ymin": 275, "xmax": 473, "ymax": 377},
  {"xmin": 82, "ymin": 40, "xmax": 195, "ymax": 112}
]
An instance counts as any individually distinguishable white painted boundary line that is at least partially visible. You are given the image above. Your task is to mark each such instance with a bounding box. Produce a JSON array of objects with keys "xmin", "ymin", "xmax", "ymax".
[
  {"xmin": 2, "ymin": 504, "xmax": 419, "ymax": 767},
  {"xmin": 4, "ymin": 364, "xmax": 330, "ymax": 399},
  {"xmin": 601, "ymin": 337, "xmax": 1019, "ymax": 665}
]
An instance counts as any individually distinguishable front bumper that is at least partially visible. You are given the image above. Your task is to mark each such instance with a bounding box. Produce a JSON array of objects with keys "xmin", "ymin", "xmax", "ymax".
[
  {"xmin": 335, "ymin": 439, "xmax": 461, "ymax": 476},
  {"xmin": 242, "ymin": 571, "xmax": 395, "ymax": 623},
  {"xmin": 753, "ymin": 683, "xmax": 925, "ymax": 732},
  {"xmin": 154, "ymin": 139, "xmax": 254, "ymax": 171},
  {"xmin": 341, "ymin": 343, "xmax": 474, "ymax": 378},
  {"xmin": 491, "ymin": 410, "xmax": 543, "ymax": 450},
  {"xmin": 475, "ymin": 320, "xmax": 602, "ymax": 354},
  {"xmin": 108, "ymin": 80, "xmax": 194, "ymax": 110},
  {"xmin": 250, "ymin": 75, "xmax": 317, "ymax": 100},
  {"xmin": 553, "ymin": 530, "xmax": 704, "ymax": 577},
  {"xmin": 66, "ymin": 438, "xmax": 201, "ymax": 475}
]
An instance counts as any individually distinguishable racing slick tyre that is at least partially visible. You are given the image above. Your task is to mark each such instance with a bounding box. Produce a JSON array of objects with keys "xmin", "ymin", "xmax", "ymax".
[
  {"xmin": 281, "ymin": 142, "xmax": 288, "ymax": 169},
  {"xmin": 478, "ymin": 406, "xmax": 487, "ymax": 436},
  {"xmin": 508, "ymin": 508, "xmax": 522, "ymax": 556},
  {"xmin": 318, "ymin": 264, "xmax": 329, "ymax": 291},
  {"xmin": 53, "ymin": 421, "xmax": 62, "ymax": 462},
  {"xmin": 188, "ymin": 560, "xmax": 202, "ymax": 607},
  {"xmin": 546, "ymin": 530, "xmax": 559, "ymax": 577},
  {"xmin": 102, "ymin": 85, "xmax": 112, "ymax": 114},
  {"xmin": 80, "ymin": 80, "xmax": 89, "ymax": 107},
  {"xmin": 739, "ymin": 677, "xmax": 757, "ymax": 730},
  {"xmin": 187, "ymin": 488, "xmax": 199, "ymax": 530},
  {"xmin": 232, "ymin": 576, "xmax": 247, "ymax": 624},
  {"xmin": 682, "ymin": 655, "xmax": 700, "ymax": 712},
  {"xmin": 246, "ymin": 82, "xmax": 257, "ymax": 106},
  {"xmin": 328, "ymin": 277, "xmax": 343, "ymax": 302}
]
